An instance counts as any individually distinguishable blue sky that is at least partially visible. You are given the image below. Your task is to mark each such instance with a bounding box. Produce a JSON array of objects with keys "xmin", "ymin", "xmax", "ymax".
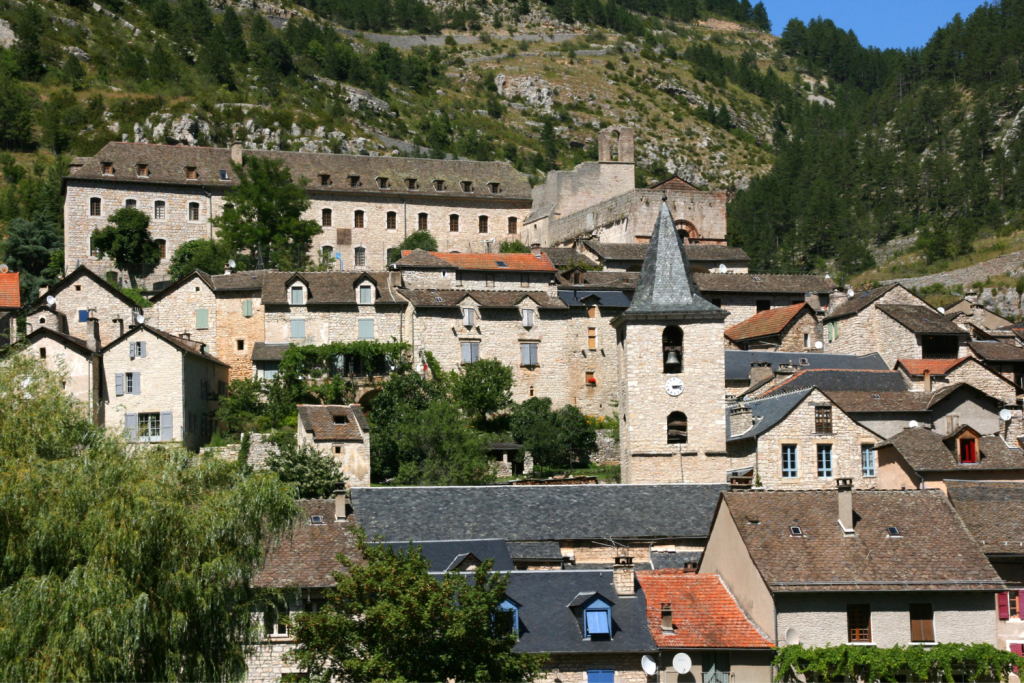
[{"xmin": 765, "ymin": 0, "xmax": 987, "ymax": 50}]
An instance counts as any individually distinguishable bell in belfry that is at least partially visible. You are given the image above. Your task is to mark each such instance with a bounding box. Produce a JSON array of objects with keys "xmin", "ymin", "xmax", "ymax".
[{"xmin": 664, "ymin": 349, "xmax": 682, "ymax": 373}]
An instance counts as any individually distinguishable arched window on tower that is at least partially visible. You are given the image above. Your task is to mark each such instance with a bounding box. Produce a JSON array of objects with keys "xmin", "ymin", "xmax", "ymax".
[
  {"xmin": 675, "ymin": 220, "xmax": 699, "ymax": 243},
  {"xmin": 663, "ymin": 326, "xmax": 682, "ymax": 373},
  {"xmin": 610, "ymin": 130, "xmax": 620, "ymax": 161},
  {"xmin": 667, "ymin": 412, "xmax": 688, "ymax": 444}
]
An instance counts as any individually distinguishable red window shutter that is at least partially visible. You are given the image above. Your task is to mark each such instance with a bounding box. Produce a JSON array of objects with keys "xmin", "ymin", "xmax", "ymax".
[
  {"xmin": 1012, "ymin": 644, "xmax": 1024, "ymax": 655},
  {"xmin": 1000, "ymin": 592, "xmax": 1011, "ymax": 619},
  {"xmin": 1018, "ymin": 590, "xmax": 1024, "ymax": 614}
]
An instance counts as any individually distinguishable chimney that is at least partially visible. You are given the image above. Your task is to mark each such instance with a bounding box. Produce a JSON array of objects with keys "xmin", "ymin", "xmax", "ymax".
[
  {"xmin": 181, "ymin": 332, "xmax": 190, "ymax": 340},
  {"xmin": 613, "ymin": 556, "xmax": 635, "ymax": 597},
  {"xmin": 749, "ymin": 361, "xmax": 773, "ymax": 385},
  {"xmin": 776, "ymin": 362, "xmax": 798, "ymax": 375},
  {"xmin": 660, "ymin": 603, "xmax": 673, "ymax": 632},
  {"xmin": 837, "ymin": 478, "xmax": 854, "ymax": 535},
  {"xmin": 729, "ymin": 404, "xmax": 754, "ymax": 436},
  {"xmin": 85, "ymin": 316, "xmax": 100, "ymax": 352},
  {"xmin": 334, "ymin": 483, "xmax": 347, "ymax": 521},
  {"xmin": 923, "ymin": 369, "xmax": 932, "ymax": 393},
  {"xmin": 224, "ymin": 262, "xmax": 234, "ymax": 275},
  {"xmin": 230, "ymin": 142, "xmax": 243, "ymax": 166},
  {"xmin": 530, "ymin": 243, "xmax": 542, "ymax": 257}
]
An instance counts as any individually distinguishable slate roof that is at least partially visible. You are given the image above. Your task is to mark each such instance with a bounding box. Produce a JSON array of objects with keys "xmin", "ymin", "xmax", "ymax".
[
  {"xmin": 622, "ymin": 201, "xmax": 726, "ymax": 320},
  {"xmin": 721, "ymin": 490, "xmax": 1003, "ymax": 592},
  {"xmin": 251, "ymin": 342, "xmax": 291, "ymax": 362},
  {"xmin": 762, "ymin": 369, "xmax": 909, "ymax": 395},
  {"xmin": 637, "ymin": 571, "xmax": 773, "ymax": 649},
  {"xmin": 896, "ymin": 357, "xmax": 971, "ymax": 376},
  {"xmin": 558, "ymin": 289, "xmax": 633, "ymax": 309},
  {"xmin": 102, "ymin": 324, "xmax": 230, "ymax": 367},
  {"xmin": 559, "ymin": 272, "xmax": 640, "ymax": 290},
  {"xmin": 695, "ymin": 273, "xmax": 832, "ymax": 294},
  {"xmin": 31, "ymin": 265, "xmax": 140, "ymax": 311},
  {"xmin": 297, "ymin": 404, "xmax": 366, "ymax": 441},
  {"xmin": 969, "ymin": 341, "xmax": 1024, "ymax": 362},
  {"xmin": 725, "ymin": 303, "xmax": 810, "ymax": 342},
  {"xmin": 876, "ymin": 427, "xmax": 1024, "ymax": 472},
  {"xmin": 823, "ymin": 284, "xmax": 901, "ymax": 321},
  {"xmin": 70, "ymin": 142, "xmax": 533, "ymax": 199},
  {"xmin": 582, "ymin": 241, "xmax": 749, "ymax": 264},
  {"xmin": 377, "ymin": 539, "xmax": 515, "ymax": 572},
  {"xmin": 0, "ymin": 271, "xmax": 20, "ymax": 309},
  {"xmin": 401, "ymin": 289, "xmax": 566, "ymax": 309},
  {"xmin": 946, "ymin": 481, "xmax": 1024, "ymax": 551},
  {"xmin": 650, "ymin": 551, "xmax": 703, "ymax": 570},
  {"xmin": 252, "ymin": 499, "xmax": 362, "ymax": 588},
  {"xmin": 822, "ymin": 391, "xmax": 931, "ymax": 414},
  {"xmin": 726, "ymin": 389, "xmax": 813, "ymax": 441},
  {"xmin": 724, "ymin": 351, "xmax": 888, "ymax": 382},
  {"xmin": 542, "ymin": 248, "xmax": 599, "ymax": 269},
  {"xmin": 507, "ymin": 541, "xmax": 564, "ymax": 560},
  {"xmin": 260, "ymin": 271, "xmax": 405, "ymax": 305},
  {"xmin": 505, "ymin": 571, "xmax": 657, "ymax": 654},
  {"xmin": 876, "ymin": 304, "xmax": 965, "ymax": 334},
  {"xmin": 398, "ymin": 251, "xmax": 558, "ymax": 273},
  {"xmin": 350, "ymin": 484, "xmax": 728, "ymax": 542},
  {"xmin": 209, "ymin": 270, "xmax": 271, "ymax": 290}
]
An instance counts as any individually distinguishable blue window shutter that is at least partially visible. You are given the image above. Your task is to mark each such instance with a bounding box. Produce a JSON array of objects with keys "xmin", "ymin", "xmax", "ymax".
[
  {"xmin": 115, "ymin": 373, "xmax": 124, "ymax": 396},
  {"xmin": 587, "ymin": 671, "xmax": 614, "ymax": 683},
  {"xmin": 358, "ymin": 319, "xmax": 374, "ymax": 340},
  {"xmin": 139, "ymin": 341, "xmax": 146, "ymax": 358},
  {"xmin": 586, "ymin": 609, "xmax": 610, "ymax": 635},
  {"xmin": 133, "ymin": 372, "xmax": 141, "ymax": 395},
  {"xmin": 78, "ymin": 310, "xmax": 89, "ymax": 323},
  {"xmin": 129, "ymin": 342, "xmax": 136, "ymax": 360},
  {"xmin": 160, "ymin": 411, "xmax": 173, "ymax": 441},
  {"xmin": 243, "ymin": 300, "xmax": 253, "ymax": 317},
  {"xmin": 462, "ymin": 343, "xmax": 471, "ymax": 364},
  {"xmin": 291, "ymin": 319, "xmax": 305, "ymax": 339},
  {"xmin": 125, "ymin": 413, "xmax": 138, "ymax": 440}
]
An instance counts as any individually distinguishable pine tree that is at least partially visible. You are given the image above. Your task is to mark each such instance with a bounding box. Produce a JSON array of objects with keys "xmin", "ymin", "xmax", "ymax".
[
  {"xmin": 752, "ymin": 2, "xmax": 771, "ymax": 32},
  {"xmin": 221, "ymin": 6, "xmax": 248, "ymax": 61},
  {"xmin": 0, "ymin": 72, "xmax": 36, "ymax": 150}
]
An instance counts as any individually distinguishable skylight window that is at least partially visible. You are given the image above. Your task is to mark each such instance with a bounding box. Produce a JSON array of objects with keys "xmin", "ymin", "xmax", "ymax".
[
  {"xmin": 752, "ymin": 276, "xmax": 762, "ymax": 282},
  {"xmin": 887, "ymin": 526, "xmax": 902, "ymax": 537},
  {"xmin": 496, "ymin": 261, "xmax": 508, "ymax": 268},
  {"xmin": 872, "ymin": 394, "xmax": 880, "ymax": 399},
  {"xmin": 790, "ymin": 526, "xmax": 804, "ymax": 537},
  {"xmin": 310, "ymin": 515, "xmax": 325, "ymax": 525}
]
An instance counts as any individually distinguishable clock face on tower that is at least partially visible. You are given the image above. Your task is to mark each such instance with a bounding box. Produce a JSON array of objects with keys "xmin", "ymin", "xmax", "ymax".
[{"xmin": 665, "ymin": 377, "xmax": 684, "ymax": 397}]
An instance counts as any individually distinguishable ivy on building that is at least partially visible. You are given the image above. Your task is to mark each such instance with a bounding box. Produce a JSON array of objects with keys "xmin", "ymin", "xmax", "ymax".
[{"xmin": 278, "ymin": 340, "xmax": 411, "ymax": 405}]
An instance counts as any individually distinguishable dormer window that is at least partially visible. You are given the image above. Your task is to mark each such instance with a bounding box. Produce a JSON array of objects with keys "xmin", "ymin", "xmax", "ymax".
[
  {"xmin": 290, "ymin": 286, "xmax": 304, "ymax": 306},
  {"xmin": 489, "ymin": 182, "xmax": 500, "ymax": 193},
  {"xmin": 462, "ymin": 308, "xmax": 475, "ymax": 327},
  {"xmin": 573, "ymin": 271, "xmax": 584, "ymax": 285},
  {"xmin": 349, "ymin": 175, "xmax": 360, "ymax": 187},
  {"xmin": 433, "ymin": 179, "xmax": 446, "ymax": 191},
  {"xmin": 333, "ymin": 415, "xmax": 348, "ymax": 425},
  {"xmin": 461, "ymin": 181, "xmax": 473, "ymax": 192},
  {"xmin": 101, "ymin": 162, "xmax": 114, "ymax": 175},
  {"xmin": 406, "ymin": 178, "xmax": 418, "ymax": 190},
  {"xmin": 185, "ymin": 167, "xmax": 198, "ymax": 180},
  {"xmin": 358, "ymin": 284, "xmax": 373, "ymax": 305},
  {"xmin": 320, "ymin": 174, "xmax": 331, "ymax": 187},
  {"xmin": 583, "ymin": 598, "xmax": 612, "ymax": 639},
  {"xmin": 377, "ymin": 177, "xmax": 390, "ymax": 189},
  {"xmin": 496, "ymin": 598, "xmax": 520, "ymax": 635},
  {"xmin": 136, "ymin": 164, "xmax": 149, "ymax": 178},
  {"xmin": 959, "ymin": 437, "xmax": 978, "ymax": 464}
]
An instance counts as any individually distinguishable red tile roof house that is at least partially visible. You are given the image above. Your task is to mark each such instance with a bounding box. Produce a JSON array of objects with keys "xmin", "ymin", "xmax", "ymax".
[
  {"xmin": 637, "ymin": 570, "xmax": 774, "ymax": 682},
  {"xmin": 895, "ymin": 357, "xmax": 1019, "ymax": 406},
  {"xmin": 0, "ymin": 269, "xmax": 21, "ymax": 345},
  {"xmin": 700, "ymin": 486, "xmax": 1005, "ymax": 653},
  {"xmin": 724, "ymin": 302, "xmax": 820, "ymax": 352}
]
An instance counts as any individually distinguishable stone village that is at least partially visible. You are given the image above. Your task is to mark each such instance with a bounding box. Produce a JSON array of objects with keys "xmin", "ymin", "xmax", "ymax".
[{"xmin": 7, "ymin": 126, "xmax": 1024, "ymax": 681}]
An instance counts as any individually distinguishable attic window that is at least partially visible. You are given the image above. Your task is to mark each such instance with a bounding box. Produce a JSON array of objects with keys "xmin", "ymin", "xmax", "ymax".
[
  {"xmin": 406, "ymin": 178, "xmax": 418, "ymax": 190},
  {"xmin": 310, "ymin": 515, "xmax": 326, "ymax": 525},
  {"xmin": 887, "ymin": 526, "xmax": 902, "ymax": 538},
  {"xmin": 752, "ymin": 276, "xmax": 762, "ymax": 282},
  {"xmin": 101, "ymin": 162, "xmax": 114, "ymax": 175},
  {"xmin": 333, "ymin": 415, "xmax": 348, "ymax": 425},
  {"xmin": 320, "ymin": 174, "xmax": 331, "ymax": 186},
  {"xmin": 959, "ymin": 437, "xmax": 978, "ymax": 464},
  {"xmin": 799, "ymin": 358, "xmax": 809, "ymax": 366},
  {"xmin": 461, "ymin": 181, "xmax": 473, "ymax": 192},
  {"xmin": 433, "ymin": 179, "xmax": 446, "ymax": 191},
  {"xmin": 871, "ymin": 394, "xmax": 880, "ymax": 399},
  {"xmin": 496, "ymin": 261, "xmax": 508, "ymax": 268},
  {"xmin": 790, "ymin": 526, "xmax": 804, "ymax": 537},
  {"xmin": 377, "ymin": 177, "xmax": 390, "ymax": 189},
  {"xmin": 136, "ymin": 164, "xmax": 149, "ymax": 177},
  {"xmin": 349, "ymin": 175, "xmax": 360, "ymax": 187},
  {"xmin": 186, "ymin": 167, "xmax": 198, "ymax": 180},
  {"xmin": 573, "ymin": 271, "xmax": 585, "ymax": 285},
  {"xmin": 219, "ymin": 169, "xmax": 229, "ymax": 181},
  {"xmin": 489, "ymin": 182, "xmax": 500, "ymax": 194}
]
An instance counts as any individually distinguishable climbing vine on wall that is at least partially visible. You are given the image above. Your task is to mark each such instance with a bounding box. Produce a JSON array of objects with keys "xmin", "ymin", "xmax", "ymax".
[
  {"xmin": 774, "ymin": 643, "xmax": 1021, "ymax": 683},
  {"xmin": 278, "ymin": 340, "xmax": 411, "ymax": 405}
]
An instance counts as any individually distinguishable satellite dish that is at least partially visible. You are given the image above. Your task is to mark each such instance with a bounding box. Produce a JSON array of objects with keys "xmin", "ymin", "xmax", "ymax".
[
  {"xmin": 937, "ymin": 307, "xmax": 945, "ymax": 314},
  {"xmin": 785, "ymin": 628, "xmax": 799, "ymax": 646},
  {"xmin": 672, "ymin": 653, "xmax": 692, "ymax": 674},
  {"xmin": 846, "ymin": 288, "xmax": 855, "ymax": 297},
  {"xmin": 0, "ymin": 263, "xmax": 8, "ymax": 273},
  {"xmin": 908, "ymin": 420, "xmax": 919, "ymax": 429},
  {"xmin": 136, "ymin": 314, "xmax": 145, "ymax": 324},
  {"xmin": 228, "ymin": 259, "xmax": 236, "ymax": 268},
  {"xmin": 1000, "ymin": 409, "xmax": 1013, "ymax": 422},
  {"xmin": 641, "ymin": 655, "xmax": 658, "ymax": 677},
  {"xmin": 718, "ymin": 263, "xmax": 728, "ymax": 273},
  {"xmin": 814, "ymin": 341, "xmax": 823, "ymax": 350},
  {"xmin": 46, "ymin": 295, "xmax": 56, "ymax": 306}
]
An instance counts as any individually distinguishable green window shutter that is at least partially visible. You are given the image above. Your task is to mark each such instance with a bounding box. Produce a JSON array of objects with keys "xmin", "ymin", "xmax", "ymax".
[
  {"xmin": 358, "ymin": 319, "xmax": 374, "ymax": 340},
  {"xmin": 196, "ymin": 308, "xmax": 209, "ymax": 329},
  {"xmin": 242, "ymin": 300, "xmax": 253, "ymax": 317}
]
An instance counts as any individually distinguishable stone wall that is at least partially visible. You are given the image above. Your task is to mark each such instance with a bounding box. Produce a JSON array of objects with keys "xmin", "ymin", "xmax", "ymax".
[
  {"xmin": 777, "ymin": 307, "xmax": 822, "ymax": 352},
  {"xmin": 148, "ymin": 273, "xmax": 220, "ymax": 349},
  {"xmin": 825, "ymin": 286, "xmax": 923, "ymax": 359},
  {"xmin": 26, "ymin": 335, "xmax": 102, "ymax": 424},
  {"xmin": 708, "ymin": 292, "xmax": 827, "ymax": 328},
  {"xmin": 43, "ymin": 270, "xmax": 137, "ymax": 347},
  {"xmin": 244, "ymin": 641, "xmax": 300, "ymax": 683},
  {"xmin": 565, "ymin": 306, "xmax": 622, "ymax": 416},
  {"xmin": 216, "ymin": 289, "xmax": 267, "ymax": 381},
  {"xmin": 297, "ymin": 411, "xmax": 371, "ymax": 487},
  {"xmin": 592, "ymin": 429, "xmax": 619, "ymax": 466},
  {"xmin": 264, "ymin": 302, "xmax": 407, "ymax": 346},
  {"xmin": 537, "ymin": 653, "xmax": 649, "ymax": 683},
  {"xmin": 898, "ymin": 360, "xmax": 1018, "ymax": 406}
]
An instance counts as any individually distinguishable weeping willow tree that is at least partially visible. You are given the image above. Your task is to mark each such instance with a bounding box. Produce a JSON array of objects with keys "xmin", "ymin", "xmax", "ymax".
[{"xmin": 0, "ymin": 353, "xmax": 301, "ymax": 682}]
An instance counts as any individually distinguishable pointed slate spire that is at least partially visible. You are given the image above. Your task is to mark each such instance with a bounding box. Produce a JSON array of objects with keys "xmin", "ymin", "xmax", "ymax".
[{"xmin": 622, "ymin": 198, "xmax": 726, "ymax": 320}]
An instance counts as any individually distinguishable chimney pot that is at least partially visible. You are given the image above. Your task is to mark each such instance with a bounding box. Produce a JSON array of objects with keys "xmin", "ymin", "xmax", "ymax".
[
  {"xmin": 613, "ymin": 564, "xmax": 635, "ymax": 597},
  {"xmin": 230, "ymin": 142, "xmax": 243, "ymax": 166},
  {"xmin": 85, "ymin": 317, "xmax": 100, "ymax": 352},
  {"xmin": 334, "ymin": 483, "xmax": 348, "ymax": 521},
  {"xmin": 923, "ymin": 368, "xmax": 932, "ymax": 393},
  {"xmin": 837, "ymin": 479, "xmax": 854, "ymax": 534},
  {"xmin": 749, "ymin": 361, "xmax": 773, "ymax": 385},
  {"xmin": 530, "ymin": 243, "xmax": 542, "ymax": 257}
]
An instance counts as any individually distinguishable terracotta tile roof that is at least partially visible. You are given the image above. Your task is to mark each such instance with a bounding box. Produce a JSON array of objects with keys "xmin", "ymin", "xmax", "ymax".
[
  {"xmin": 947, "ymin": 481, "xmax": 1024, "ymax": 551},
  {"xmin": 424, "ymin": 252, "xmax": 558, "ymax": 273},
  {"xmin": 896, "ymin": 358, "xmax": 971, "ymax": 376},
  {"xmin": 261, "ymin": 271, "xmax": 405, "ymax": 305},
  {"xmin": 297, "ymin": 404, "xmax": 366, "ymax": 441},
  {"xmin": 0, "ymin": 272, "xmax": 20, "ymax": 309},
  {"xmin": 725, "ymin": 303, "xmax": 810, "ymax": 342},
  {"xmin": 400, "ymin": 289, "xmax": 567, "ymax": 309},
  {"xmin": 823, "ymin": 284, "xmax": 900, "ymax": 321},
  {"xmin": 876, "ymin": 304, "xmax": 965, "ymax": 334},
  {"xmin": 762, "ymin": 369, "xmax": 908, "ymax": 396},
  {"xmin": 636, "ymin": 571, "xmax": 773, "ymax": 649},
  {"xmin": 695, "ymin": 273, "xmax": 832, "ymax": 294},
  {"xmin": 969, "ymin": 341, "xmax": 1024, "ymax": 362},
  {"xmin": 252, "ymin": 499, "xmax": 363, "ymax": 588},
  {"xmin": 68, "ymin": 142, "xmax": 533, "ymax": 199},
  {"xmin": 876, "ymin": 427, "xmax": 1024, "ymax": 472},
  {"xmin": 722, "ymin": 489, "xmax": 1003, "ymax": 592}
]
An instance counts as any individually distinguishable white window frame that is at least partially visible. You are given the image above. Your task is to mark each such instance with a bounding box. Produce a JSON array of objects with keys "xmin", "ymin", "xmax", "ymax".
[
  {"xmin": 138, "ymin": 412, "xmax": 161, "ymax": 442},
  {"xmin": 461, "ymin": 341, "xmax": 479, "ymax": 364},
  {"xmin": 153, "ymin": 200, "xmax": 166, "ymax": 221},
  {"xmin": 187, "ymin": 202, "xmax": 201, "ymax": 222},
  {"xmin": 124, "ymin": 198, "xmax": 138, "ymax": 209}
]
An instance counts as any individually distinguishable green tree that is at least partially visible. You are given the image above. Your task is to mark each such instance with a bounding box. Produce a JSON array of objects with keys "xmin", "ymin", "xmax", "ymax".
[
  {"xmin": 387, "ymin": 230, "xmax": 439, "ymax": 264},
  {"xmin": 266, "ymin": 432, "xmax": 344, "ymax": 499},
  {"xmin": 454, "ymin": 358, "xmax": 514, "ymax": 423},
  {"xmin": 218, "ymin": 377, "xmax": 270, "ymax": 433},
  {"xmin": 168, "ymin": 238, "xmax": 235, "ymax": 281},
  {"xmin": 554, "ymin": 404, "xmax": 598, "ymax": 470},
  {"xmin": 0, "ymin": 72, "xmax": 37, "ymax": 150},
  {"xmin": 221, "ymin": 6, "xmax": 249, "ymax": 61},
  {"xmin": 392, "ymin": 400, "xmax": 494, "ymax": 486},
  {"xmin": 197, "ymin": 26, "xmax": 236, "ymax": 89},
  {"xmin": 38, "ymin": 90, "xmax": 82, "ymax": 155},
  {"xmin": 0, "ymin": 211, "xmax": 62, "ymax": 301},
  {"xmin": 0, "ymin": 353, "xmax": 300, "ymax": 681},
  {"xmin": 149, "ymin": 42, "xmax": 177, "ymax": 84},
  {"xmin": 509, "ymin": 398, "xmax": 597, "ymax": 470},
  {"xmin": 211, "ymin": 155, "xmax": 320, "ymax": 270},
  {"xmin": 752, "ymin": 2, "xmax": 771, "ymax": 32},
  {"xmin": 61, "ymin": 54, "xmax": 86, "ymax": 89},
  {"xmin": 288, "ymin": 531, "xmax": 546, "ymax": 682},
  {"xmin": 12, "ymin": 3, "xmax": 46, "ymax": 81},
  {"xmin": 91, "ymin": 207, "xmax": 161, "ymax": 288},
  {"xmin": 499, "ymin": 239, "xmax": 530, "ymax": 253}
]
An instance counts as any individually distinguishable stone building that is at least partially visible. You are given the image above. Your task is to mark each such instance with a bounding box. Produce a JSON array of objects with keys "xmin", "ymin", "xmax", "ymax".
[
  {"xmin": 25, "ymin": 323, "xmax": 104, "ymax": 424},
  {"xmin": 613, "ymin": 200, "xmax": 729, "ymax": 485},
  {"xmin": 724, "ymin": 302, "xmax": 821, "ymax": 352},
  {"xmin": 296, "ymin": 404, "xmax": 371, "ymax": 487},
  {"xmin": 576, "ymin": 241, "xmax": 750, "ymax": 273},
  {"xmin": 726, "ymin": 388, "xmax": 881, "ymax": 491},
  {"xmin": 895, "ymin": 357, "xmax": 1019, "ymax": 405},
  {"xmin": 65, "ymin": 143, "xmax": 533, "ymax": 283},
  {"xmin": 968, "ymin": 341, "xmax": 1024, "ymax": 394},
  {"xmin": 724, "ymin": 350, "xmax": 889, "ymax": 396},
  {"xmin": 27, "ymin": 265, "xmax": 140, "ymax": 348},
  {"xmin": 102, "ymin": 324, "xmax": 229, "ymax": 451},
  {"xmin": 701, "ymin": 488, "xmax": 1004, "ymax": 650}
]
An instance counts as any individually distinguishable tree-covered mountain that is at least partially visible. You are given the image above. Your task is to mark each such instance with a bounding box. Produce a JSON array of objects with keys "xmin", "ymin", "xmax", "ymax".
[{"xmin": 728, "ymin": 2, "xmax": 1024, "ymax": 279}]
